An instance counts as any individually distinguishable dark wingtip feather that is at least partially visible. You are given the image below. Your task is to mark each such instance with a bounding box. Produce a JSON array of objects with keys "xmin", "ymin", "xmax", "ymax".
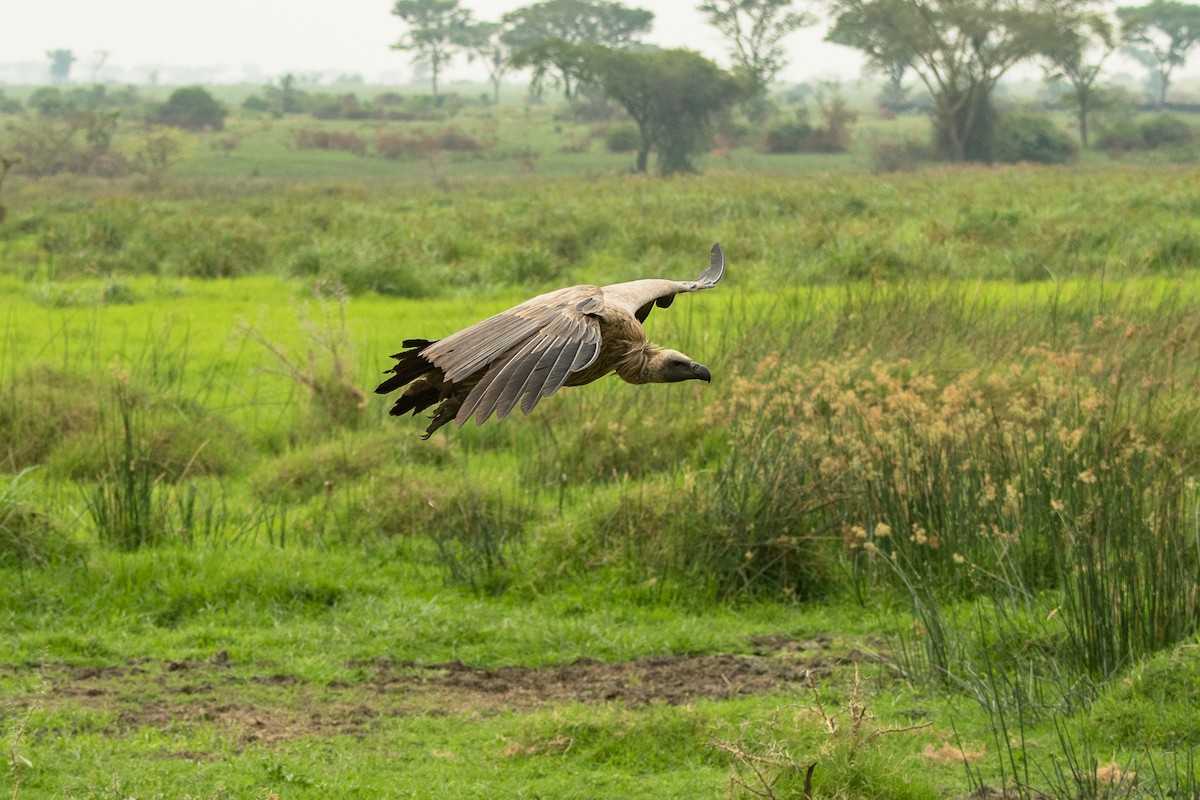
[{"xmin": 376, "ymin": 341, "xmax": 438, "ymax": 395}]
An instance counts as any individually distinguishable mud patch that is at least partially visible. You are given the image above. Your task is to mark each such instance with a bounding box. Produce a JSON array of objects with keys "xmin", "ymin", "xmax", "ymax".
[
  {"xmin": 4, "ymin": 642, "xmax": 863, "ymax": 743},
  {"xmin": 364, "ymin": 652, "xmax": 826, "ymax": 710}
]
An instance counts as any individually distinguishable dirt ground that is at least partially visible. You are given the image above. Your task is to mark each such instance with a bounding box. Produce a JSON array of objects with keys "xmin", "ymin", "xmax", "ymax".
[{"xmin": 7, "ymin": 635, "xmax": 875, "ymax": 745}]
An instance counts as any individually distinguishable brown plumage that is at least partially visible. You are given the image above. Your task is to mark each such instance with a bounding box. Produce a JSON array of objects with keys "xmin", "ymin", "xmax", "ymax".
[{"xmin": 376, "ymin": 243, "xmax": 726, "ymax": 437}]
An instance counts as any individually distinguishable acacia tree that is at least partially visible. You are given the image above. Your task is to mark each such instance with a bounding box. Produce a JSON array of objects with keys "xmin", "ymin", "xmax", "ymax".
[
  {"xmin": 46, "ymin": 50, "xmax": 75, "ymax": 84},
  {"xmin": 825, "ymin": 0, "xmax": 1097, "ymax": 162},
  {"xmin": 519, "ymin": 43, "xmax": 746, "ymax": 174},
  {"xmin": 502, "ymin": 0, "xmax": 653, "ymax": 97},
  {"xmin": 463, "ymin": 22, "xmax": 514, "ymax": 104},
  {"xmin": 826, "ymin": 7, "xmax": 915, "ymax": 111},
  {"xmin": 1117, "ymin": 0, "xmax": 1200, "ymax": 106},
  {"xmin": 1043, "ymin": 12, "xmax": 1116, "ymax": 146},
  {"xmin": 698, "ymin": 0, "xmax": 812, "ymax": 93},
  {"xmin": 391, "ymin": 0, "xmax": 474, "ymax": 102}
]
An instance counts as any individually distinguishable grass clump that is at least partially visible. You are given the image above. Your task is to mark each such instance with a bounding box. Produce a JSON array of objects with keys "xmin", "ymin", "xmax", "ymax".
[
  {"xmin": 715, "ymin": 666, "xmax": 935, "ymax": 800},
  {"xmin": 0, "ymin": 469, "xmax": 72, "ymax": 568}
]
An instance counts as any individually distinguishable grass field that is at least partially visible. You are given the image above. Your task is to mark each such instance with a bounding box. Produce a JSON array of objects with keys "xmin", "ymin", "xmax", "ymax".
[{"xmin": 2, "ymin": 109, "xmax": 1200, "ymax": 798}]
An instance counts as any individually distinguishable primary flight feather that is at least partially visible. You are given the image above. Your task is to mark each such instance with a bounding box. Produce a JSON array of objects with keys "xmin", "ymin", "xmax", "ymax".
[{"xmin": 376, "ymin": 242, "xmax": 726, "ymax": 437}]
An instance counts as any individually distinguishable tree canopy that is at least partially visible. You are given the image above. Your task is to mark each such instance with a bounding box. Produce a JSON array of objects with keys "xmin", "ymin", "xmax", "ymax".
[
  {"xmin": 1117, "ymin": 0, "xmax": 1200, "ymax": 105},
  {"xmin": 46, "ymin": 50, "xmax": 76, "ymax": 85},
  {"xmin": 1042, "ymin": 12, "xmax": 1116, "ymax": 146},
  {"xmin": 698, "ymin": 0, "xmax": 812, "ymax": 93},
  {"xmin": 502, "ymin": 0, "xmax": 654, "ymax": 96},
  {"xmin": 156, "ymin": 86, "xmax": 227, "ymax": 131},
  {"xmin": 518, "ymin": 44, "xmax": 747, "ymax": 174},
  {"xmin": 462, "ymin": 21, "xmax": 515, "ymax": 104},
  {"xmin": 391, "ymin": 0, "xmax": 475, "ymax": 102},
  {"xmin": 825, "ymin": 0, "xmax": 1098, "ymax": 162}
]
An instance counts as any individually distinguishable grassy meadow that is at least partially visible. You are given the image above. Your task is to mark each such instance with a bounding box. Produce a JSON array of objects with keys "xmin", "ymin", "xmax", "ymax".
[{"xmin": 2, "ymin": 104, "xmax": 1200, "ymax": 798}]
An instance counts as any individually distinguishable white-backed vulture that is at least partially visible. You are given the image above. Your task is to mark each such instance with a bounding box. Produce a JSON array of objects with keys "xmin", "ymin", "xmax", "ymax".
[{"xmin": 376, "ymin": 242, "xmax": 725, "ymax": 437}]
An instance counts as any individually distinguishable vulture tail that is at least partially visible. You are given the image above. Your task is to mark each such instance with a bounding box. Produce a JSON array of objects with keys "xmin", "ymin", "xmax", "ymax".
[
  {"xmin": 375, "ymin": 339, "xmax": 438, "ymax": 396},
  {"xmin": 389, "ymin": 386, "xmax": 439, "ymax": 417}
]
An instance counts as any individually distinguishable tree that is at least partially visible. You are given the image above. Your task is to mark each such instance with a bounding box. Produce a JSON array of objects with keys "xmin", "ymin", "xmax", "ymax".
[
  {"xmin": 87, "ymin": 50, "xmax": 110, "ymax": 83},
  {"xmin": 1043, "ymin": 12, "xmax": 1116, "ymax": 146},
  {"xmin": 46, "ymin": 50, "xmax": 76, "ymax": 84},
  {"xmin": 391, "ymin": 0, "xmax": 475, "ymax": 103},
  {"xmin": 502, "ymin": 0, "xmax": 654, "ymax": 97},
  {"xmin": 1117, "ymin": 0, "xmax": 1200, "ymax": 106},
  {"xmin": 698, "ymin": 0, "xmax": 812, "ymax": 93},
  {"xmin": 825, "ymin": 0, "xmax": 1097, "ymax": 162},
  {"xmin": 463, "ymin": 21, "xmax": 515, "ymax": 104},
  {"xmin": 156, "ymin": 86, "xmax": 227, "ymax": 131},
  {"xmin": 826, "ymin": 6, "xmax": 915, "ymax": 111},
  {"xmin": 520, "ymin": 44, "xmax": 746, "ymax": 174}
]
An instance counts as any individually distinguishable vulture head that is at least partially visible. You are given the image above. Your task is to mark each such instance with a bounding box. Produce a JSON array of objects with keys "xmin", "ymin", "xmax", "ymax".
[{"xmin": 630, "ymin": 347, "xmax": 712, "ymax": 384}]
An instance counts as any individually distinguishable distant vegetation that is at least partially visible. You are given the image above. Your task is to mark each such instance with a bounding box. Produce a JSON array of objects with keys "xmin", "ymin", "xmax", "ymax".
[
  {"xmin": 14, "ymin": 0, "xmax": 1200, "ymax": 178},
  {"xmin": 1, "ymin": 2, "xmax": 1200, "ymax": 797}
]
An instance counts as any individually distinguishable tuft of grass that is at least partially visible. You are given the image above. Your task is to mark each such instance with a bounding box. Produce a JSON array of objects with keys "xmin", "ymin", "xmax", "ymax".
[
  {"xmin": 0, "ymin": 468, "xmax": 71, "ymax": 568},
  {"xmin": 714, "ymin": 665, "xmax": 935, "ymax": 800}
]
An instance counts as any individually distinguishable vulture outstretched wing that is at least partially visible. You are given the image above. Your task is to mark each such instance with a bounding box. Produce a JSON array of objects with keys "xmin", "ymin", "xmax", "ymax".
[
  {"xmin": 604, "ymin": 241, "xmax": 726, "ymax": 323},
  {"xmin": 422, "ymin": 284, "xmax": 605, "ymax": 425}
]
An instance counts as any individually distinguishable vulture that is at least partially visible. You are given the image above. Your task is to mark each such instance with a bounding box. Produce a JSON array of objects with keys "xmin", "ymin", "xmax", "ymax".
[{"xmin": 376, "ymin": 242, "xmax": 726, "ymax": 437}]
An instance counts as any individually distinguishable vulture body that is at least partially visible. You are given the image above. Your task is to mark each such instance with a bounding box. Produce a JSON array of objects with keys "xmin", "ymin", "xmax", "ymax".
[{"xmin": 376, "ymin": 243, "xmax": 725, "ymax": 437}]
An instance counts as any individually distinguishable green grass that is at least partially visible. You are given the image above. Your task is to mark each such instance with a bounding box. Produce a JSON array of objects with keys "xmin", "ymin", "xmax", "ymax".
[{"xmin": 4, "ymin": 158, "xmax": 1200, "ymax": 798}]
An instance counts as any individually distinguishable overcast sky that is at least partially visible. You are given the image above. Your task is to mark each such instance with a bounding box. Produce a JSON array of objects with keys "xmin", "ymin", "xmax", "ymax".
[{"xmin": 4, "ymin": 0, "xmax": 863, "ymax": 85}]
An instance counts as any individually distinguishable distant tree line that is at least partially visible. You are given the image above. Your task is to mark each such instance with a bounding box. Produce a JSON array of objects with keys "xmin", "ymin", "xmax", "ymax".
[
  {"xmin": 16, "ymin": 0, "xmax": 1200, "ymax": 177},
  {"xmin": 386, "ymin": 0, "xmax": 1200, "ymax": 167}
]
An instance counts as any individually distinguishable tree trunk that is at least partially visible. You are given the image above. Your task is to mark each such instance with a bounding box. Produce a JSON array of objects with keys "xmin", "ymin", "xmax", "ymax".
[
  {"xmin": 934, "ymin": 84, "xmax": 995, "ymax": 162},
  {"xmin": 431, "ymin": 56, "xmax": 441, "ymax": 105},
  {"xmin": 1078, "ymin": 89, "xmax": 1089, "ymax": 148}
]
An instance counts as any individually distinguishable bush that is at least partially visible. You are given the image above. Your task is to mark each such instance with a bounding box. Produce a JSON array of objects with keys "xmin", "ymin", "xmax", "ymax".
[
  {"xmin": 373, "ymin": 128, "xmax": 485, "ymax": 159},
  {"xmin": 0, "ymin": 469, "xmax": 73, "ymax": 567},
  {"xmin": 1140, "ymin": 114, "xmax": 1194, "ymax": 149},
  {"xmin": 870, "ymin": 136, "xmax": 935, "ymax": 174},
  {"xmin": 605, "ymin": 123, "xmax": 641, "ymax": 153},
  {"xmin": 1097, "ymin": 112, "xmax": 1195, "ymax": 155},
  {"xmin": 992, "ymin": 114, "xmax": 1076, "ymax": 164},
  {"xmin": 293, "ymin": 129, "xmax": 367, "ymax": 156},
  {"xmin": 762, "ymin": 119, "xmax": 813, "ymax": 154},
  {"xmin": 156, "ymin": 86, "xmax": 226, "ymax": 131}
]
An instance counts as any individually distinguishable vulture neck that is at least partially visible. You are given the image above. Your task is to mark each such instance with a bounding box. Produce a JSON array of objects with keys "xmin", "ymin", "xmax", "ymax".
[{"xmin": 614, "ymin": 343, "xmax": 662, "ymax": 385}]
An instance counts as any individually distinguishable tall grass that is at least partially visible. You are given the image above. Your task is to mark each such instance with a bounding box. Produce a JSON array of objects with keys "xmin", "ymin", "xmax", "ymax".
[{"xmin": 5, "ymin": 168, "xmax": 1200, "ymax": 293}]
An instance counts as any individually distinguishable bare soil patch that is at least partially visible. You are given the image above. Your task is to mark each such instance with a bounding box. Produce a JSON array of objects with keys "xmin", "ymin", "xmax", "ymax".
[{"xmin": 5, "ymin": 636, "xmax": 867, "ymax": 744}]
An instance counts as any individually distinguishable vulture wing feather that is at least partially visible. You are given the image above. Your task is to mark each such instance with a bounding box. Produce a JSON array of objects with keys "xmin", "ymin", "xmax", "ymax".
[
  {"xmin": 603, "ymin": 243, "xmax": 725, "ymax": 322},
  {"xmin": 451, "ymin": 286, "xmax": 604, "ymax": 427}
]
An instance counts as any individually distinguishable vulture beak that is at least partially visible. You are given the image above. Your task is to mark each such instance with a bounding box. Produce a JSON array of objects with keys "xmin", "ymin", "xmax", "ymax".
[{"xmin": 692, "ymin": 362, "xmax": 712, "ymax": 382}]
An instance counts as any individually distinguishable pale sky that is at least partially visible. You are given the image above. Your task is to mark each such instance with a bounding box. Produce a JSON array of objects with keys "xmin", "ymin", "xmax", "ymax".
[{"xmin": 3, "ymin": 0, "xmax": 863, "ymax": 85}]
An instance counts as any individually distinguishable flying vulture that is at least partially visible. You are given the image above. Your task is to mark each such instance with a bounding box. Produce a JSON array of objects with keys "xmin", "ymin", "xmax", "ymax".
[{"xmin": 376, "ymin": 242, "xmax": 725, "ymax": 437}]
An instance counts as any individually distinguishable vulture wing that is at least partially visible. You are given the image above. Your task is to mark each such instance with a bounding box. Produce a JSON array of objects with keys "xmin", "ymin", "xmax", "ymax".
[
  {"xmin": 602, "ymin": 242, "xmax": 726, "ymax": 323},
  {"xmin": 419, "ymin": 285, "xmax": 606, "ymax": 427}
]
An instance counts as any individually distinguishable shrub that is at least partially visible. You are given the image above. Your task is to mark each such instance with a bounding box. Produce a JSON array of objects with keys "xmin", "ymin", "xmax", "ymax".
[
  {"xmin": 762, "ymin": 119, "xmax": 813, "ymax": 154},
  {"xmin": 373, "ymin": 128, "xmax": 484, "ymax": 159},
  {"xmin": 293, "ymin": 129, "xmax": 366, "ymax": 156},
  {"xmin": 605, "ymin": 123, "xmax": 640, "ymax": 153},
  {"xmin": 870, "ymin": 136, "xmax": 935, "ymax": 174},
  {"xmin": 992, "ymin": 114, "xmax": 1076, "ymax": 164},
  {"xmin": 157, "ymin": 214, "xmax": 270, "ymax": 278},
  {"xmin": 0, "ymin": 469, "xmax": 73, "ymax": 568},
  {"xmin": 1097, "ymin": 112, "xmax": 1195, "ymax": 154},
  {"xmin": 1140, "ymin": 113, "xmax": 1194, "ymax": 149},
  {"xmin": 156, "ymin": 86, "xmax": 226, "ymax": 131}
]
